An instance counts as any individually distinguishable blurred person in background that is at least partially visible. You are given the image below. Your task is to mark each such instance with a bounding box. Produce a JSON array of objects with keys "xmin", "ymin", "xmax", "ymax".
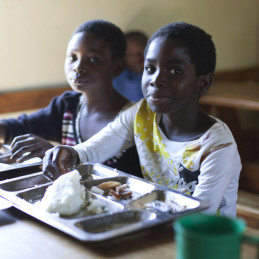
[{"xmin": 113, "ymin": 31, "xmax": 148, "ymax": 102}]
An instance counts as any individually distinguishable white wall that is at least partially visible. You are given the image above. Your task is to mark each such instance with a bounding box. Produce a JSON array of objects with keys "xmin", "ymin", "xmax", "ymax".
[{"xmin": 0, "ymin": 0, "xmax": 258, "ymax": 91}]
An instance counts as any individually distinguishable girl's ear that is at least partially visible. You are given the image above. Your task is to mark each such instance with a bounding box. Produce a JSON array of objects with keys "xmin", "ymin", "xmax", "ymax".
[
  {"xmin": 197, "ymin": 73, "xmax": 213, "ymax": 96},
  {"xmin": 114, "ymin": 59, "xmax": 125, "ymax": 77}
]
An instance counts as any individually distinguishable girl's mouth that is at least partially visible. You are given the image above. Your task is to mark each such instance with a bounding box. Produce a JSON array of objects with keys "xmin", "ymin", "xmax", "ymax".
[
  {"xmin": 72, "ymin": 78, "xmax": 88, "ymax": 85},
  {"xmin": 147, "ymin": 94, "xmax": 170, "ymax": 105}
]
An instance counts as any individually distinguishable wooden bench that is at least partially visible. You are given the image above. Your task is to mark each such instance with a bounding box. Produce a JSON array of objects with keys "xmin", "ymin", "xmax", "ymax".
[
  {"xmin": 0, "ymin": 85, "xmax": 69, "ymax": 114},
  {"xmin": 237, "ymin": 190, "xmax": 259, "ymax": 229}
]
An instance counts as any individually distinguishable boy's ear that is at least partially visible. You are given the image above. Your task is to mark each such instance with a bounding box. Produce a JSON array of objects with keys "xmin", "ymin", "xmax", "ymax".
[
  {"xmin": 197, "ymin": 73, "xmax": 213, "ymax": 96},
  {"xmin": 114, "ymin": 59, "xmax": 125, "ymax": 77}
]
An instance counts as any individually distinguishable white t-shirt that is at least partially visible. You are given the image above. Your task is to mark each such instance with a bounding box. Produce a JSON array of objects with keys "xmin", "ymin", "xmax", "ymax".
[{"xmin": 74, "ymin": 99, "xmax": 241, "ymax": 217}]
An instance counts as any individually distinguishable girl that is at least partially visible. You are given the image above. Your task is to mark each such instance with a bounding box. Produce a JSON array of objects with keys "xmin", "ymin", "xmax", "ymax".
[{"xmin": 0, "ymin": 20, "xmax": 142, "ymax": 177}]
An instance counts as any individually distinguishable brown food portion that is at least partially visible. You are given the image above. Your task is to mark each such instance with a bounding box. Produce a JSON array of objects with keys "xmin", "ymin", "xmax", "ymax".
[
  {"xmin": 97, "ymin": 181, "xmax": 132, "ymax": 200},
  {"xmin": 109, "ymin": 184, "xmax": 132, "ymax": 200},
  {"xmin": 97, "ymin": 181, "xmax": 121, "ymax": 190}
]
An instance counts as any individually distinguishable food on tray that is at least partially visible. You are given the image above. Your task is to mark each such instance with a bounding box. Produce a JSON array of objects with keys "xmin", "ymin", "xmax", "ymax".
[
  {"xmin": 90, "ymin": 186, "xmax": 105, "ymax": 195},
  {"xmin": 0, "ymin": 162, "xmax": 206, "ymax": 242},
  {"xmin": 91, "ymin": 181, "xmax": 132, "ymax": 200},
  {"xmin": 109, "ymin": 184, "xmax": 132, "ymax": 200},
  {"xmin": 145, "ymin": 199, "xmax": 187, "ymax": 213},
  {"xmin": 40, "ymin": 170, "xmax": 87, "ymax": 216},
  {"xmin": 40, "ymin": 170, "xmax": 108, "ymax": 216},
  {"xmin": 86, "ymin": 198, "xmax": 107, "ymax": 214},
  {"xmin": 97, "ymin": 181, "xmax": 121, "ymax": 190}
]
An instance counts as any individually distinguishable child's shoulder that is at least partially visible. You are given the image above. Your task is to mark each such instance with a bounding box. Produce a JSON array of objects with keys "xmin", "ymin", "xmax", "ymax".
[
  {"xmin": 55, "ymin": 91, "xmax": 82, "ymax": 104},
  {"xmin": 50, "ymin": 91, "xmax": 82, "ymax": 111},
  {"xmin": 60, "ymin": 90, "xmax": 82, "ymax": 99},
  {"xmin": 200, "ymin": 117, "xmax": 236, "ymax": 145}
]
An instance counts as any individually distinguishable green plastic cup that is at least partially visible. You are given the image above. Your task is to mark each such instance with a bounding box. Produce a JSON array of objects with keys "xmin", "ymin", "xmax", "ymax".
[{"xmin": 173, "ymin": 213, "xmax": 259, "ymax": 259}]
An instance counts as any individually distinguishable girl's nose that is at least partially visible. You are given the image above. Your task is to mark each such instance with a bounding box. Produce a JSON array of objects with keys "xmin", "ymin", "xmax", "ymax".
[
  {"xmin": 150, "ymin": 70, "xmax": 166, "ymax": 88},
  {"xmin": 73, "ymin": 60, "xmax": 86, "ymax": 73}
]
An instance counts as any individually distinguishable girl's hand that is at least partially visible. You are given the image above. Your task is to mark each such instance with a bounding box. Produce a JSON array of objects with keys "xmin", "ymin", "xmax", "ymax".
[
  {"xmin": 43, "ymin": 145, "xmax": 79, "ymax": 181},
  {"xmin": 10, "ymin": 134, "xmax": 54, "ymax": 163}
]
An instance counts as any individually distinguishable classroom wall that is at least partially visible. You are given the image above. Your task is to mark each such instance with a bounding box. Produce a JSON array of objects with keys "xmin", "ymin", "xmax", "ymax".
[{"xmin": 0, "ymin": 0, "xmax": 258, "ymax": 92}]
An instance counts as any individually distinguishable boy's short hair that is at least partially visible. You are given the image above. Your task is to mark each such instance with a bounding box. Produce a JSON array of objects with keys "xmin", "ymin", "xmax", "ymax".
[
  {"xmin": 73, "ymin": 20, "xmax": 126, "ymax": 60},
  {"xmin": 144, "ymin": 22, "xmax": 216, "ymax": 75},
  {"xmin": 125, "ymin": 31, "xmax": 148, "ymax": 46}
]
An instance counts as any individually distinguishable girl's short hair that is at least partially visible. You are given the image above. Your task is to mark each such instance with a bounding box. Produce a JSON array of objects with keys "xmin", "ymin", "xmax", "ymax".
[
  {"xmin": 73, "ymin": 20, "xmax": 126, "ymax": 60},
  {"xmin": 144, "ymin": 22, "xmax": 216, "ymax": 75}
]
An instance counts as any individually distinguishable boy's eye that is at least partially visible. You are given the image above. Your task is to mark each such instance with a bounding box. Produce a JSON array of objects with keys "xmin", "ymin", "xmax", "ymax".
[
  {"xmin": 170, "ymin": 68, "xmax": 183, "ymax": 75},
  {"xmin": 144, "ymin": 65, "xmax": 155, "ymax": 73}
]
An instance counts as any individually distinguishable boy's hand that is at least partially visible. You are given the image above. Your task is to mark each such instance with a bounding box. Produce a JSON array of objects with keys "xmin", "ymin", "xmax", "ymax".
[
  {"xmin": 10, "ymin": 134, "xmax": 54, "ymax": 163},
  {"xmin": 43, "ymin": 145, "xmax": 79, "ymax": 181}
]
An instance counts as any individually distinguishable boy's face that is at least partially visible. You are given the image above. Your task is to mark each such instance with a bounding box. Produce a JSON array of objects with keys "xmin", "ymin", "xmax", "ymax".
[
  {"xmin": 65, "ymin": 32, "xmax": 122, "ymax": 93},
  {"xmin": 142, "ymin": 37, "xmax": 200, "ymax": 115},
  {"xmin": 125, "ymin": 39, "xmax": 145, "ymax": 74}
]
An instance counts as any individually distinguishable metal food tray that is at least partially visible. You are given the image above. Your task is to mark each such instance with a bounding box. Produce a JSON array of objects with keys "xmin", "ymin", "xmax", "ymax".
[{"xmin": 0, "ymin": 162, "xmax": 209, "ymax": 242}]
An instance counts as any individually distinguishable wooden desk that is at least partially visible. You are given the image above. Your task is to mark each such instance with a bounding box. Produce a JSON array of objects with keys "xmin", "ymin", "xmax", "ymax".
[
  {"xmin": 0, "ymin": 207, "xmax": 258, "ymax": 259},
  {"xmin": 200, "ymin": 81, "xmax": 259, "ymax": 194}
]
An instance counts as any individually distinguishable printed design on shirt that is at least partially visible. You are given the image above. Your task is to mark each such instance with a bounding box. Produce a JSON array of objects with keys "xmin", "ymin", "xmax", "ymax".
[
  {"xmin": 62, "ymin": 111, "xmax": 76, "ymax": 146},
  {"xmin": 182, "ymin": 132, "xmax": 211, "ymax": 170},
  {"xmin": 178, "ymin": 166, "xmax": 199, "ymax": 194},
  {"xmin": 134, "ymin": 101, "xmax": 234, "ymax": 196},
  {"xmin": 182, "ymin": 144, "xmax": 201, "ymax": 170},
  {"xmin": 200, "ymin": 142, "xmax": 233, "ymax": 163},
  {"xmin": 134, "ymin": 101, "xmax": 201, "ymax": 194}
]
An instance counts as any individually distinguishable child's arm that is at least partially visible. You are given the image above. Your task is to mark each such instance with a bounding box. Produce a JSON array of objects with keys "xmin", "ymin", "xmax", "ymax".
[
  {"xmin": 74, "ymin": 102, "xmax": 138, "ymax": 163},
  {"xmin": 43, "ymin": 101, "xmax": 141, "ymax": 179},
  {"xmin": 193, "ymin": 144, "xmax": 241, "ymax": 216}
]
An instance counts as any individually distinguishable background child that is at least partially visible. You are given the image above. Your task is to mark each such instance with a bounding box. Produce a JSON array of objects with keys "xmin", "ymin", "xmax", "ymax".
[
  {"xmin": 43, "ymin": 22, "xmax": 241, "ymax": 217},
  {"xmin": 113, "ymin": 31, "xmax": 148, "ymax": 102},
  {"xmin": 0, "ymin": 20, "xmax": 142, "ymax": 177}
]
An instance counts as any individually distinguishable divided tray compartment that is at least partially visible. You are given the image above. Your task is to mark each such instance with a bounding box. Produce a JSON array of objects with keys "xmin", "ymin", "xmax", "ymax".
[
  {"xmin": 0, "ymin": 162, "xmax": 209, "ymax": 242},
  {"xmin": 74, "ymin": 210, "xmax": 158, "ymax": 241},
  {"xmin": 77, "ymin": 163, "xmax": 120, "ymax": 180},
  {"xmin": 17, "ymin": 186, "xmax": 125, "ymax": 219},
  {"xmin": 0, "ymin": 162, "xmax": 42, "ymax": 181},
  {"xmin": 0, "ymin": 172, "xmax": 51, "ymax": 192},
  {"xmin": 128, "ymin": 189, "xmax": 201, "ymax": 215},
  {"xmin": 83, "ymin": 175, "xmax": 156, "ymax": 204}
]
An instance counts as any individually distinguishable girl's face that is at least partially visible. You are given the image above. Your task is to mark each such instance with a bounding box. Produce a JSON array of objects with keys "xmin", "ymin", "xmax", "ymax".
[
  {"xmin": 65, "ymin": 32, "xmax": 122, "ymax": 93},
  {"xmin": 142, "ymin": 37, "xmax": 201, "ymax": 115}
]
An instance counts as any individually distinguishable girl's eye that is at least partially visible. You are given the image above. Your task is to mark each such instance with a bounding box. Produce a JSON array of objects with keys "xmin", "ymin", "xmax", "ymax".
[
  {"xmin": 145, "ymin": 65, "xmax": 155, "ymax": 73},
  {"xmin": 88, "ymin": 57, "xmax": 99, "ymax": 64},
  {"xmin": 67, "ymin": 54, "xmax": 77, "ymax": 62},
  {"xmin": 170, "ymin": 68, "xmax": 183, "ymax": 75}
]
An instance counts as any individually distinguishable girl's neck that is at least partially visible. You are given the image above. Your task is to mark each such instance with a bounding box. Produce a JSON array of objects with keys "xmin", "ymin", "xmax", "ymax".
[
  {"xmin": 82, "ymin": 88, "xmax": 128, "ymax": 113},
  {"xmin": 160, "ymin": 109, "xmax": 216, "ymax": 142}
]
